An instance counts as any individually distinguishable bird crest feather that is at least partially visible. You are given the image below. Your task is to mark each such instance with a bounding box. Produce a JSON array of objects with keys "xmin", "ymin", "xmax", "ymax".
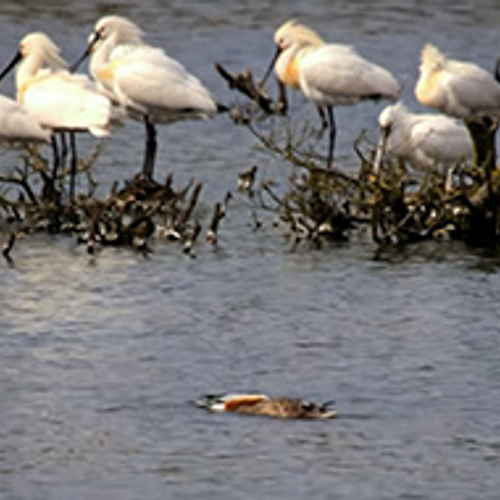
[
  {"xmin": 275, "ymin": 19, "xmax": 325, "ymax": 46},
  {"xmin": 421, "ymin": 43, "xmax": 447, "ymax": 72}
]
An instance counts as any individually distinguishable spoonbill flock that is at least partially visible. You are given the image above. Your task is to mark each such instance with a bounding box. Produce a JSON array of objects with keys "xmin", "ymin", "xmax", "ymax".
[
  {"xmin": 1, "ymin": 16, "xmax": 499, "ymax": 194},
  {"xmin": 0, "ymin": 32, "xmax": 112, "ymax": 198}
]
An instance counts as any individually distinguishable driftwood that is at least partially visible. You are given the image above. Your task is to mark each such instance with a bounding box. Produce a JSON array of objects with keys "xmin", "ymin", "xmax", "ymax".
[
  {"xmin": 215, "ymin": 62, "xmax": 291, "ymax": 119},
  {"xmin": 215, "ymin": 63, "xmax": 275, "ymax": 114}
]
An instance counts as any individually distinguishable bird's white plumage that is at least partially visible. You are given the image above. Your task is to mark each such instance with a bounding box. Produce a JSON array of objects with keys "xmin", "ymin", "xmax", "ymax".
[
  {"xmin": 297, "ymin": 44, "xmax": 400, "ymax": 106},
  {"xmin": 0, "ymin": 94, "xmax": 50, "ymax": 144},
  {"xmin": 415, "ymin": 43, "xmax": 500, "ymax": 118},
  {"xmin": 270, "ymin": 20, "xmax": 399, "ymax": 167},
  {"xmin": 111, "ymin": 46, "xmax": 217, "ymax": 122},
  {"xmin": 273, "ymin": 20, "xmax": 400, "ymax": 105},
  {"xmin": 89, "ymin": 16, "xmax": 217, "ymax": 124},
  {"xmin": 22, "ymin": 72, "xmax": 111, "ymax": 136},
  {"xmin": 14, "ymin": 32, "xmax": 111, "ymax": 136},
  {"xmin": 378, "ymin": 102, "xmax": 473, "ymax": 172},
  {"xmin": 82, "ymin": 15, "xmax": 219, "ymax": 178}
]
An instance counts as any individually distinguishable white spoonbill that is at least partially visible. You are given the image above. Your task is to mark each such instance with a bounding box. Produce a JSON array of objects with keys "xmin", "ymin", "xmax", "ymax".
[
  {"xmin": 376, "ymin": 102, "xmax": 473, "ymax": 187},
  {"xmin": 264, "ymin": 20, "xmax": 400, "ymax": 168},
  {"xmin": 0, "ymin": 32, "xmax": 112, "ymax": 198},
  {"xmin": 73, "ymin": 15, "xmax": 220, "ymax": 180},
  {"xmin": 0, "ymin": 94, "xmax": 50, "ymax": 144},
  {"xmin": 415, "ymin": 43, "xmax": 500, "ymax": 119}
]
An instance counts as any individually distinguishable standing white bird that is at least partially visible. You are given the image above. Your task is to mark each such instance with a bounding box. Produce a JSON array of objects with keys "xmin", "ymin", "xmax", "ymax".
[
  {"xmin": 264, "ymin": 20, "xmax": 400, "ymax": 168},
  {"xmin": 0, "ymin": 94, "xmax": 51, "ymax": 144},
  {"xmin": 376, "ymin": 102, "xmax": 473, "ymax": 190},
  {"xmin": 0, "ymin": 32, "xmax": 112, "ymax": 198},
  {"xmin": 73, "ymin": 15, "xmax": 220, "ymax": 180},
  {"xmin": 415, "ymin": 43, "xmax": 500, "ymax": 119}
]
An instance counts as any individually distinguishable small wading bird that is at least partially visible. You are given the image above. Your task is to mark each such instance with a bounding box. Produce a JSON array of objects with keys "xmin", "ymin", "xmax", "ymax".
[
  {"xmin": 375, "ymin": 102, "xmax": 473, "ymax": 190},
  {"xmin": 262, "ymin": 20, "xmax": 400, "ymax": 168},
  {"xmin": 72, "ymin": 15, "xmax": 221, "ymax": 180},
  {"xmin": 0, "ymin": 32, "xmax": 112, "ymax": 199},
  {"xmin": 196, "ymin": 393, "xmax": 337, "ymax": 419},
  {"xmin": 415, "ymin": 43, "xmax": 500, "ymax": 119},
  {"xmin": 0, "ymin": 94, "xmax": 51, "ymax": 144}
]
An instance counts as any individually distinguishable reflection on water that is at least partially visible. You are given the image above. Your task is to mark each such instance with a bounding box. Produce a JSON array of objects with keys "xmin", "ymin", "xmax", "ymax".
[{"xmin": 1, "ymin": 2, "xmax": 500, "ymax": 500}]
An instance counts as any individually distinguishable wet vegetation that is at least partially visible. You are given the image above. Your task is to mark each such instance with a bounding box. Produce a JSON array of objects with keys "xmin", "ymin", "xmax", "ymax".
[
  {"xmin": 1, "ymin": 65, "xmax": 500, "ymax": 261},
  {"xmin": 0, "ymin": 144, "xmax": 228, "ymax": 261},
  {"xmin": 217, "ymin": 64, "xmax": 500, "ymax": 250}
]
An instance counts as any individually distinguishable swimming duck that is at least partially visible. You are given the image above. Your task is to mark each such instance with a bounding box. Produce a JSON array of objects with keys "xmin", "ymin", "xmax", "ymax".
[{"xmin": 196, "ymin": 393, "xmax": 337, "ymax": 419}]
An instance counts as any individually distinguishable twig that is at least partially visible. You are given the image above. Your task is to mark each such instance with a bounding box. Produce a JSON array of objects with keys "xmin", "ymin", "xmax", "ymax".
[
  {"xmin": 215, "ymin": 63, "xmax": 274, "ymax": 114},
  {"xmin": 2, "ymin": 231, "xmax": 18, "ymax": 263},
  {"xmin": 206, "ymin": 202, "xmax": 225, "ymax": 245},
  {"xmin": 183, "ymin": 220, "xmax": 202, "ymax": 255}
]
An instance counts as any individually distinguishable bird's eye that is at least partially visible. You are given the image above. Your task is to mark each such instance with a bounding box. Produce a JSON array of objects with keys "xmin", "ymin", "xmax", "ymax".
[{"xmin": 93, "ymin": 26, "xmax": 107, "ymax": 42}]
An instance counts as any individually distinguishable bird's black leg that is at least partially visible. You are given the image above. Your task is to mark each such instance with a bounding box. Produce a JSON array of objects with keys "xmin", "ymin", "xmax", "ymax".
[
  {"xmin": 51, "ymin": 135, "xmax": 61, "ymax": 180},
  {"xmin": 315, "ymin": 106, "xmax": 329, "ymax": 139},
  {"xmin": 60, "ymin": 132, "xmax": 69, "ymax": 171},
  {"xmin": 317, "ymin": 107, "xmax": 328, "ymax": 131},
  {"xmin": 143, "ymin": 116, "xmax": 157, "ymax": 180},
  {"xmin": 326, "ymin": 105, "xmax": 336, "ymax": 169},
  {"xmin": 69, "ymin": 132, "xmax": 78, "ymax": 201},
  {"xmin": 277, "ymin": 79, "xmax": 288, "ymax": 115}
]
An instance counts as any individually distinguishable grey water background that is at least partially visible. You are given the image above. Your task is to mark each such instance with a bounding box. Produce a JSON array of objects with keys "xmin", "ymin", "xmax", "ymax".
[{"xmin": 1, "ymin": 1, "xmax": 500, "ymax": 499}]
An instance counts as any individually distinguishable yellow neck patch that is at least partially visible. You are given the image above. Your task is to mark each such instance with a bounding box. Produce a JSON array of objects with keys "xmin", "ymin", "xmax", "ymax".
[
  {"xmin": 281, "ymin": 55, "xmax": 301, "ymax": 88},
  {"xmin": 17, "ymin": 72, "xmax": 50, "ymax": 104},
  {"xmin": 415, "ymin": 70, "xmax": 441, "ymax": 107},
  {"xmin": 95, "ymin": 61, "xmax": 117, "ymax": 84}
]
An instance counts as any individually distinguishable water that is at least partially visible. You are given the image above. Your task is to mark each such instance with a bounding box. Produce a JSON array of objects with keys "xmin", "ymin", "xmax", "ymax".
[{"xmin": 1, "ymin": 1, "xmax": 500, "ymax": 499}]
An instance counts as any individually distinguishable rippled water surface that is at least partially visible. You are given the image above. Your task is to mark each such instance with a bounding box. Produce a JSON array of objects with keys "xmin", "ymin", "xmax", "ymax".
[{"xmin": 1, "ymin": 2, "xmax": 500, "ymax": 499}]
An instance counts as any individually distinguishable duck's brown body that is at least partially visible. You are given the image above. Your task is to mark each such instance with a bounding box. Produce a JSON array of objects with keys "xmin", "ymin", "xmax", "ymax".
[{"xmin": 197, "ymin": 393, "xmax": 337, "ymax": 419}]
